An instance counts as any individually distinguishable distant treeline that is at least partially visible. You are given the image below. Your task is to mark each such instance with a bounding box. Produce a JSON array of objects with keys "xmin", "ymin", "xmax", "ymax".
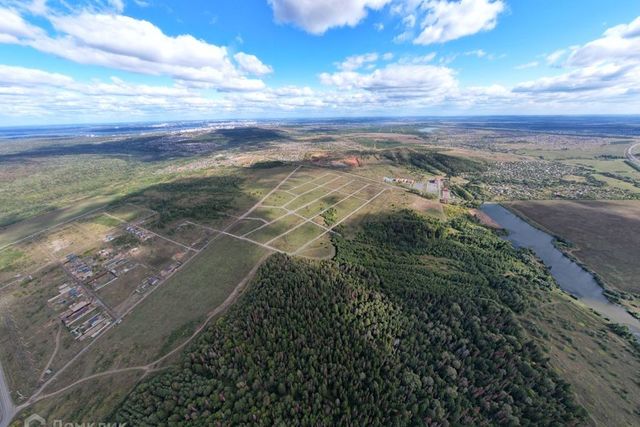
[{"xmin": 383, "ymin": 149, "xmax": 487, "ymax": 176}]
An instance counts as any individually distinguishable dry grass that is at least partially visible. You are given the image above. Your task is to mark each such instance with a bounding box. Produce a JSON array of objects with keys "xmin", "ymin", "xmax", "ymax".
[
  {"xmin": 508, "ymin": 200, "xmax": 640, "ymax": 294},
  {"xmin": 521, "ymin": 287, "xmax": 640, "ymax": 426}
]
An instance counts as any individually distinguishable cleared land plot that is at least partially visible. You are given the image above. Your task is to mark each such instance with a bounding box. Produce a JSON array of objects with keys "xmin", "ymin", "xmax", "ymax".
[
  {"xmin": 280, "ymin": 171, "xmax": 332, "ymax": 189},
  {"xmin": 332, "ymin": 196, "xmax": 369, "ymax": 222},
  {"xmin": 297, "ymin": 194, "xmax": 345, "ymax": 219},
  {"xmin": 0, "ymin": 240, "xmax": 44, "ymax": 283},
  {"xmin": 269, "ymin": 222, "xmax": 326, "ymax": 253},
  {"xmin": 40, "ymin": 223, "xmax": 97, "ymax": 259},
  {"xmin": 250, "ymin": 206, "xmax": 288, "ymax": 222},
  {"xmin": 296, "ymin": 234, "xmax": 335, "ymax": 259},
  {"xmin": 0, "ymin": 264, "xmax": 68, "ymax": 396},
  {"xmin": 284, "ymin": 180, "xmax": 327, "ymax": 196},
  {"xmin": 97, "ymin": 265, "xmax": 151, "ymax": 313},
  {"xmin": 0, "ymin": 195, "xmax": 115, "ymax": 249},
  {"xmin": 246, "ymin": 214, "xmax": 306, "ymax": 243},
  {"xmin": 284, "ymin": 187, "xmax": 344, "ymax": 211},
  {"xmin": 130, "ymin": 239, "xmax": 188, "ymax": 270},
  {"xmin": 354, "ymin": 185, "xmax": 385, "ymax": 199},
  {"xmin": 43, "ymin": 235, "xmax": 269, "ymax": 390},
  {"xmin": 154, "ymin": 221, "xmax": 216, "ymax": 249},
  {"xmin": 262, "ymin": 190, "xmax": 298, "ymax": 207},
  {"xmin": 76, "ymin": 213, "xmax": 121, "ymax": 236},
  {"xmin": 508, "ymin": 200, "xmax": 640, "ymax": 294},
  {"xmin": 106, "ymin": 204, "xmax": 156, "ymax": 223},
  {"xmin": 226, "ymin": 218, "xmax": 265, "ymax": 236},
  {"xmin": 336, "ymin": 181, "xmax": 372, "ymax": 196}
]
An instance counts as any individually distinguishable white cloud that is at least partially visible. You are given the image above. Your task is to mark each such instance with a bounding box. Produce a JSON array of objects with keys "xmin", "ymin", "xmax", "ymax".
[
  {"xmin": 403, "ymin": 13, "xmax": 416, "ymax": 28},
  {"xmin": 338, "ymin": 52, "xmax": 379, "ymax": 71},
  {"xmin": 234, "ymin": 52, "xmax": 273, "ymax": 75},
  {"xmin": 413, "ymin": 0, "xmax": 505, "ymax": 45},
  {"xmin": 514, "ymin": 61, "xmax": 538, "ymax": 70},
  {"xmin": 0, "ymin": 64, "xmax": 74, "ymax": 87},
  {"xmin": 27, "ymin": 0, "xmax": 48, "ymax": 15},
  {"xmin": 464, "ymin": 49, "xmax": 486, "ymax": 58},
  {"xmin": 567, "ymin": 16, "xmax": 640, "ymax": 67},
  {"xmin": 0, "ymin": 7, "xmax": 44, "ymax": 41},
  {"xmin": 516, "ymin": 16, "xmax": 640, "ymax": 97},
  {"xmin": 267, "ymin": 0, "xmax": 392, "ymax": 35},
  {"xmin": 546, "ymin": 48, "xmax": 568, "ymax": 66},
  {"xmin": 0, "ymin": 8, "xmax": 267, "ymax": 91},
  {"xmin": 397, "ymin": 52, "xmax": 437, "ymax": 64},
  {"xmin": 108, "ymin": 0, "xmax": 125, "ymax": 13},
  {"xmin": 320, "ymin": 63, "xmax": 458, "ymax": 100},
  {"xmin": 0, "ymin": 64, "xmax": 235, "ymax": 120}
]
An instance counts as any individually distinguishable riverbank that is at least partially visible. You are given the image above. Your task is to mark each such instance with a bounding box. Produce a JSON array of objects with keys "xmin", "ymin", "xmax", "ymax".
[
  {"xmin": 480, "ymin": 203, "xmax": 640, "ymax": 341},
  {"xmin": 503, "ymin": 201, "xmax": 640, "ymax": 321}
]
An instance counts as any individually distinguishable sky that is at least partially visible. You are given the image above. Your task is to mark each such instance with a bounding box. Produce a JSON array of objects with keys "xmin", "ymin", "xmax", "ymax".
[{"xmin": 0, "ymin": 0, "xmax": 640, "ymax": 125}]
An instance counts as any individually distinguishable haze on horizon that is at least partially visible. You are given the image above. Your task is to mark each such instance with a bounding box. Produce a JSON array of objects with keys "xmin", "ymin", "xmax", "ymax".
[{"xmin": 1, "ymin": 0, "xmax": 640, "ymax": 126}]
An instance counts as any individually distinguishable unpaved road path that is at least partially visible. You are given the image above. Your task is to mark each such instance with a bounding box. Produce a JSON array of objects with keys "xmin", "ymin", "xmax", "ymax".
[{"xmin": 625, "ymin": 142, "xmax": 640, "ymax": 167}]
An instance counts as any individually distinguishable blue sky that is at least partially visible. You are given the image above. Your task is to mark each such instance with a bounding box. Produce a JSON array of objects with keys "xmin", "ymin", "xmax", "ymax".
[{"xmin": 0, "ymin": 0, "xmax": 639, "ymax": 125}]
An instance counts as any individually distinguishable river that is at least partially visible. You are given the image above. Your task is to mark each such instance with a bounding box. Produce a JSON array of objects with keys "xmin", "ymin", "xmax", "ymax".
[{"xmin": 480, "ymin": 203, "xmax": 640, "ymax": 338}]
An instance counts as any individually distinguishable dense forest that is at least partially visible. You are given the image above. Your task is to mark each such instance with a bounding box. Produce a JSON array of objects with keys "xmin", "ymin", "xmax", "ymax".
[
  {"xmin": 115, "ymin": 210, "xmax": 585, "ymax": 426},
  {"xmin": 383, "ymin": 149, "xmax": 487, "ymax": 176},
  {"xmin": 126, "ymin": 175, "xmax": 242, "ymax": 227}
]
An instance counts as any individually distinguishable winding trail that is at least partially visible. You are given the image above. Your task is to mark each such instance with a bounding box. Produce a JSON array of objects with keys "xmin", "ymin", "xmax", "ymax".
[
  {"xmin": 24, "ymin": 250, "xmax": 270, "ymax": 407},
  {"xmin": 38, "ymin": 323, "xmax": 62, "ymax": 383},
  {"xmin": 625, "ymin": 142, "xmax": 640, "ymax": 167}
]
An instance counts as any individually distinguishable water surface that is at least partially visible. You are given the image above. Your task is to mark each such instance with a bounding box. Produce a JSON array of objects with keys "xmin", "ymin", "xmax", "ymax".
[{"xmin": 481, "ymin": 203, "xmax": 640, "ymax": 338}]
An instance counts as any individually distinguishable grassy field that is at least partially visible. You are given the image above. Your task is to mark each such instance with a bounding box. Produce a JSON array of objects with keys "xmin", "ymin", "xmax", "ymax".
[
  {"xmin": 520, "ymin": 287, "xmax": 640, "ymax": 427},
  {"xmin": 564, "ymin": 158, "xmax": 640, "ymax": 180},
  {"xmin": 507, "ymin": 200, "xmax": 640, "ymax": 295},
  {"xmin": 592, "ymin": 173, "xmax": 640, "ymax": 193},
  {"xmin": 0, "ymin": 264, "xmax": 69, "ymax": 396},
  {"xmin": 270, "ymin": 222, "xmax": 326, "ymax": 252},
  {"xmin": 0, "ymin": 195, "xmax": 117, "ymax": 249},
  {"xmin": 50, "ymin": 234, "xmax": 268, "ymax": 379}
]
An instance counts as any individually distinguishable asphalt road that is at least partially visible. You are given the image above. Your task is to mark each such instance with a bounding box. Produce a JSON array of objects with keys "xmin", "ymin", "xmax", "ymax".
[
  {"xmin": 0, "ymin": 360, "xmax": 15, "ymax": 427},
  {"xmin": 625, "ymin": 142, "xmax": 640, "ymax": 167}
]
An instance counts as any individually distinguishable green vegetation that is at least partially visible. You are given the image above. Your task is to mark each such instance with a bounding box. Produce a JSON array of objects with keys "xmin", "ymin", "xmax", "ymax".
[
  {"xmin": 127, "ymin": 175, "xmax": 242, "ymax": 227},
  {"xmin": 250, "ymin": 160, "xmax": 288, "ymax": 169},
  {"xmin": 383, "ymin": 149, "xmax": 487, "ymax": 176},
  {"xmin": 111, "ymin": 233, "xmax": 139, "ymax": 248},
  {"xmin": 115, "ymin": 211, "xmax": 584, "ymax": 425},
  {"xmin": 89, "ymin": 214, "xmax": 122, "ymax": 228},
  {"xmin": 320, "ymin": 207, "xmax": 337, "ymax": 226},
  {"xmin": 0, "ymin": 248, "xmax": 24, "ymax": 272}
]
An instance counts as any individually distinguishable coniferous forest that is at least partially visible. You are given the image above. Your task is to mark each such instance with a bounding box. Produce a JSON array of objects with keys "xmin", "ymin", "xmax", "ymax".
[{"xmin": 114, "ymin": 210, "xmax": 585, "ymax": 426}]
